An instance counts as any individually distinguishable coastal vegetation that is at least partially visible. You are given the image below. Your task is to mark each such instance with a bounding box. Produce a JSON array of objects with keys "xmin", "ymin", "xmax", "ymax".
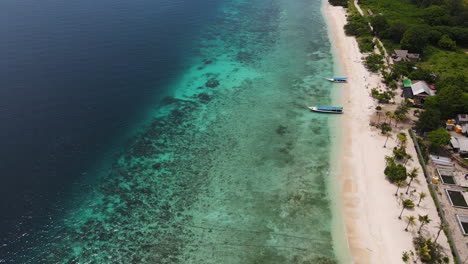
[
  {"xmin": 358, "ymin": 0, "xmax": 468, "ymax": 130},
  {"xmin": 393, "ymin": 146, "xmax": 409, "ymax": 160},
  {"xmin": 329, "ymin": 0, "xmax": 348, "ymax": 7},
  {"xmin": 343, "ymin": 2, "xmax": 376, "ymax": 52},
  {"xmin": 365, "ymin": 53, "xmax": 385, "ymax": 72},
  {"xmin": 405, "ymin": 215, "xmax": 417, "ymax": 231},
  {"xmin": 338, "ymin": 0, "xmax": 468, "ymax": 132},
  {"xmin": 384, "ymin": 156, "xmax": 408, "ymax": 182},
  {"xmin": 417, "ymin": 191, "xmax": 427, "ymax": 206},
  {"xmin": 399, "ymin": 199, "xmax": 416, "ymax": 219},
  {"xmin": 371, "ymin": 88, "xmax": 394, "ymax": 103},
  {"xmin": 418, "ymin": 214, "xmax": 432, "ymax": 234},
  {"xmin": 402, "ymin": 251, "xmax": 411, "ymax": 262},
  {"xmin": 413, "ymin": 235, "xmax": 450, "ymax": 263},
  {"xmin": 426, "ymin": 127, "xmax": 451, "ymax": 149},
  {"xmin": 328, "ymin": 0, "xmax": 466, "ymax": 261},
  {"xmin": 406, "ymin": 168, "xmax": 419, "ymax": 194}
]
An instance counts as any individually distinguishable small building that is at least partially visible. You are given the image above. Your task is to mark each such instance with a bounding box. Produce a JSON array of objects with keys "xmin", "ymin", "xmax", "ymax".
[
  {"xmin": 392, "ymin": 50, "xmax": 421, "ymax": 62},
  {"xmin": 403, "ymin": 79, "xmax": 412, "ymax": 88},
  {"xmin": 458, "ymin": 138, "xmax": 468, "ymax": 158},
  {"xmin": 446, "ymin": 119, "xmax": 456, "ymax": 130},
  {"xmin": 403, "ymin": 80, "xmax": 436, "ymax": 104},
  {"xmin": 456, "ymin": 114, "xmax": 468, "ymax": 125},
  {"xmin": 451, "ymin": 137, "xmax": 460, "ymax": 151},
  {"xmin": 402, "ymin": 79, "xmax": 413, "ymax": 101},
  {"xmin": 462, "ymin": 124, "xmax": 468, "ymax": 136},
  {"xmin": 407, "ymin": 53, "xmax": 420, "ymax": 62},
  {"xmin": 451, "ymin": 137, "xmax": 468, "ymax": 158}
]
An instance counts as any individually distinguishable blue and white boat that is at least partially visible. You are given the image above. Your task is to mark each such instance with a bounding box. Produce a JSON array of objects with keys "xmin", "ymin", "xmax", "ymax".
[
  {"xmin": 308, "ymin": 106, "xmax": 343, "ymax": 114},
  {"xmin": 326, "ymin": 77, "xmax": 347, "ymax": 83}
]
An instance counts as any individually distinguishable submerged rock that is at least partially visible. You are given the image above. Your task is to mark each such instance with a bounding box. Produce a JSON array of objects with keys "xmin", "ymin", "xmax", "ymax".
[
  {"xmin": 276, "ymin": 125, "xmax": 288, "ymax": 135},
  {"xmin": 203, "ymin": 59, "xmax": 213, "ymax": 64},
  {"xmin": 205, "ymin": 78, "xmax": 220, "ymax": 88},
  {"xmin": 196, "ymin": 93, "xmax": 211, "ymax": 103},
  {"xmin": 236, "ymin": 51, "xmax": 253, "ymax": 63}
]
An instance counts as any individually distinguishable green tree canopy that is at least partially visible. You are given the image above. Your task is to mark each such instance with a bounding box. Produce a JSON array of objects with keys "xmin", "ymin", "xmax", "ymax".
[
  {"xmin": 447, "ymin": 0, "xmax": 465, "ymax": 16},
  {"xmin": 385, "ymin": 158, "xmax": 408, "ymax": 182},
  {"xmin": 365, "ymin": 53, "xmax": 385, "ymax": 72},
  {"xmin": 432, "ymin": 26, "xmax": 468, "ymax": 45},
  {"xmin": 401, "ymin": 25, "xmax": 432, "ymax": 53},
  {"xmin": 402, "ymin": 251, "xmax": 410, "ymax": 262},
  {"xmin": 438, "ymin": 34, "xmax": 457, "ymax": 50},
  {"xmin": 411, "ymin": 0, "xmax": 445, "ymax": 8},
  {"xmin": 397, "ymin": 132, "xmax": 408, "ymax": 146},
  {"xmin": 381, "ymin": 122, "xmax": 392, "ymax": 134},
  {"xmin": 371, "ymin": 15, "xmax": 390, "ymax": 36},
  {"xmin": 344, "ymin": 15, "xmax": 371, "ymax": 37},
  {"xmin": 423, "ymin": 6, "xmax": 450, "ymax": 26},
  {"xmin": 328, "ymin": 0, "xmax": 348, "ymax": 7},
  {"xmin": 393, "ymin": 146, "xmax": 408, "ymax": 160},
  {"xmin": 391, "ymin": 60, "xmax": 415, "ymax": 78},
  {"xmin": 408, "ymin": 68, "xmax": 436, "ymax": 84},
  {"xmin": 415, "ymin": 108, "xmax": 441, "ymax": 133},
  {"xmin": 413, "ymin": 235, "xmax": 447, "ymax": 264},
  {"xmin": 387, "ymin": 22, "xmax": 409, "ymax": 43},
  {"xmin": 428, "ymin": 84, "xmax": 468, "ymax": 119},
  {"xmin": 436, "ymin": 74, "xmax": 467, "ymax": 92},
  {"xmin": 399, "ymin": 199, "xmax": 415, "ymax": 219},
  {"xmin": 427, "ymin": 127, "xmax": 451, "ymax": 147}
]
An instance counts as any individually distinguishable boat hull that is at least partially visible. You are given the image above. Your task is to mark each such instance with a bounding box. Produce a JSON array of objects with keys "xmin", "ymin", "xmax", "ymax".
[
  {"xmin": 326, "ymin": 78, "xmax": 347, "ymax": 83},
  {"xmin": 308, "ymin": 106, "xmax": 343, "ymax": 114}
]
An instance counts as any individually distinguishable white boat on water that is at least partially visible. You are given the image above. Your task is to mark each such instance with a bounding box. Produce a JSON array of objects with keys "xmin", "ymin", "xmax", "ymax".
[
  {"xmin": 308, "ymin": 106, "xmax": 343, "ymax": 114},
  {"xmin": 326, "ymin": 77, "xmax": 347, "ymax": 83}
]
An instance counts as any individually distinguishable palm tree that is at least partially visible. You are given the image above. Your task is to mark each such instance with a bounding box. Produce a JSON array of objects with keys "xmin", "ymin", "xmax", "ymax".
[
  {"xmin": 384, "ymin": 111, "xmax": 392, "ymax": 124},
  {"xmin": 383, "ymin": 133, "xmax": 392, "ymax": 148},
  {"xmin": 434, "ymin": 223, "xmax": 446, "ymax": 243},
  {"xmin": 417, "ymin": 192, "xmax": 427, "ymax": 207},
  {"xmin": 376, "ymin": 106, "xmax": 382, "ymax": 124},
  {"xmin": 394, "ymin": 113, "xmax": 405, "ymax": 128},
  {"xmin": 417, "ymin": 244, "xmax": 431, "ymax": 261},
  {"xmin": 397, "ymin": 132, "xmax": 407, "ymax": 147},
  {"xmin": 418, "ymin": 214, "xmax": 431, "ymax": 234},
  {"xmin": 387, "ymin": 112, "xmax": 395, "ymax": 127},
  {"xmin": 405, "ymin": 215, "xmax": 416, "ymax": 232},
  {"xmin": 395, "ymin": 180, "xmax": 405, "ymax": 196},
  {"xmin": 388, "ymin": 91, "xmax": 396, "ymax": 103},
  {"xmin": 385, "ymin": 155, "xmax": 394, "ymax": 165},
  {"xmin": 404, "ymin": 154, "xmax": 412, "ymax": 165},
  {"xmin": 409, "ymin": 250, "xmax": 416, "ymax": 263},
  {"xmin": 399, "ymin": 199, "xmax": 415, "ymax": 219},
  {"xmin": 402, "ymin": 251, "xmax": 410, "ymax": 263},
  {"xmin": 406, "ymin": 168, "xmax": 418, "ymax": 194}
]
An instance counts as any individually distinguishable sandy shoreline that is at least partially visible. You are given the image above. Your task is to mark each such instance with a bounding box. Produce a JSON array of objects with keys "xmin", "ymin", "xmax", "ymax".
[{"xmin": 323, "ymin": 3, "xmax": 453, "ymax": 264}]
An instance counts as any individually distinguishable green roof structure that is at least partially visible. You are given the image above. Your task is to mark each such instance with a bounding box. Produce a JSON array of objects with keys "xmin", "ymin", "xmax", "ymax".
[{"xmin": 403, "ymin": 79, "xmax": 412, "ymax": 88}]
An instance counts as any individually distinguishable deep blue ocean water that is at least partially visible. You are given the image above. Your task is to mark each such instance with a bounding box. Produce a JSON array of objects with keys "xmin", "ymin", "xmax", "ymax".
[
  {"xmin": 1, "ymin": 0, "xmax": 345, "ymax": 262},
  {"xmin": 0, "ymin": 0, "xmax": 220, "ymax": 258}
]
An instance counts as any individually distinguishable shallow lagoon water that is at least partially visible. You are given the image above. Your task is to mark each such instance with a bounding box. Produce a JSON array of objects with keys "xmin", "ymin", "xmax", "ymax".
[{"xmin": 2, "ymin": 0, "xmax": 343, "ymax": 262}]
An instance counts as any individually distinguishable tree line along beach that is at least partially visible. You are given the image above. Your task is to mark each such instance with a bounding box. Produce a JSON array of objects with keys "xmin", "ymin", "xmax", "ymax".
[{"xmin": 325, "ymin": 0, "xmax": 468, "ymax": 263}]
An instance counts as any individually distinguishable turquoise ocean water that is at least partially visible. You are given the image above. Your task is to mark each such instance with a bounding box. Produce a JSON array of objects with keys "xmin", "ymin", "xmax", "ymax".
[{"xmin": 4, "ymin": 0, "xmax": 346, "ymax": 262}]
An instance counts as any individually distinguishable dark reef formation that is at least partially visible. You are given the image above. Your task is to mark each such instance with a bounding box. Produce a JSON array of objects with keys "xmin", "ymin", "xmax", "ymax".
[
  {"xmin": 21, "ymin": 0, "xmax": 338, "ymax": 263},
  {"xmin": 205, "ymin": 78, "xmax": 220, "ymax": 88}
]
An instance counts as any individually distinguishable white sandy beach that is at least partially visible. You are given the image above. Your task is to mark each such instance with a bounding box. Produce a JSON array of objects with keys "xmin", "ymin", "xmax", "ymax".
[{"xmin": 324, "ymin": 3, "xmax": 453, "ymax": 264}]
